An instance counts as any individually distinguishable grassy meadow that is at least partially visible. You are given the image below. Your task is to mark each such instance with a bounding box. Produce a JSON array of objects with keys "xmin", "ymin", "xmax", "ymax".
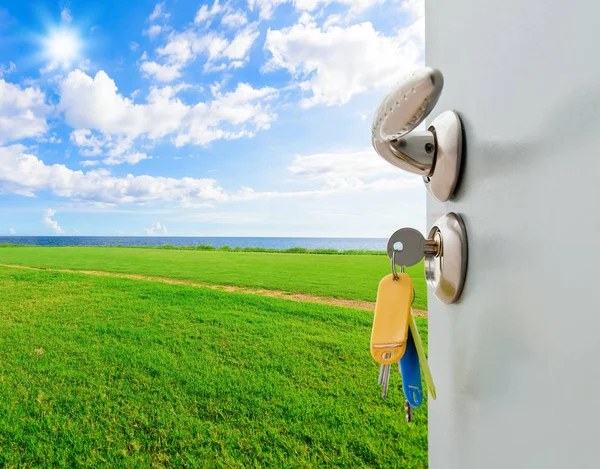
[
  {"xmin": 0, "ymin": 266, "xmax": 428, "ymax": 468},
  {"xmin": 0, "ymin": 246, "xmax": 427, "ymax": 310}
]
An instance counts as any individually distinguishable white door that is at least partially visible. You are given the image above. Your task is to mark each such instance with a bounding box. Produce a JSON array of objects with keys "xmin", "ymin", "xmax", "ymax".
[{"xmin": 426, "ymin": 1, "xmax": 600, "ymax": 468}]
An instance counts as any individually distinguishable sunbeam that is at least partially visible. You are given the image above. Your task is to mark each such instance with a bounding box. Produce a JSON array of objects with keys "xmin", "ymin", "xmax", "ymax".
[{"xmin": 42, "ymin": 27, "xmax": 82, "ymax": 69}]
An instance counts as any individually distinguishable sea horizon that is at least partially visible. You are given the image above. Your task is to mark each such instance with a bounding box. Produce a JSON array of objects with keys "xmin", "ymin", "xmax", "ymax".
[{"xmin": 0, "ymin": 236, "xmax": 388, "ymax": 251}]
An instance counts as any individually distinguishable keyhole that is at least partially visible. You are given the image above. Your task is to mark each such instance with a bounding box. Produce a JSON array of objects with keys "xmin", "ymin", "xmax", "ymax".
[{"xmin": 393, "ymin": 241, "xmax": 404, "ymax": 251}]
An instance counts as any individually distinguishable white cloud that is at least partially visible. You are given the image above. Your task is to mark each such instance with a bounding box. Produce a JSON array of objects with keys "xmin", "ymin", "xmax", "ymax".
[
  {"xmin": 233, "ymin": 174, "xmax": 420, "ymax": 201},
  {"xmin": 37, "ymin": 134, "xmax": 62, "ymax": 144},
  {"xmin": 233, "ymin": 149, "xmax": 420, "ymax": 201},
  {"xmin": 0, "ymin": 144, "xmax": 229, "ymax": 205},
  {"xmin": 304, "ymin": 0, "xmax": 386, "ymax": 12},
  {"xmin": 248, "ymin": 0, "xmax": 384, "ymax": 19},
  {"xmin": 264, "ymin": 0, "xmax": 423, "ymax": 106},
  {"xmin": 129, "ymin": 41, "xmax": 139, "ymax": 51},
  {"xmin": 0, "ymin": 144, "xmax": 419, "ymax": 209},
  {"xmin": 70, "ymin": 129, "xmax": 151, "ymax": 166},
  {"xmin": 0, "ymin": 79, "xmax": 51, "ymax": 144},
  {"xmin": 289, "ymin": 149, "xmax": 397, "ymax": 180},
  {"xmin": 222, "ymin": 11, "xmax": 248, "ymax": 28},
  {"xmin": 247, "ymin": 0, "xmax": 286, "ymax": 19},
  {"xmin": 103, "ymin": 136, "xmax": 136, "ymax": 157},
  {"xmin": 147, "ymin": 24, "xmax": 260, "ymax": 78},
  {"xmin": 0, "ymin": 61, "xmax": 16, "ymax": 77},
  {"xmin": 59, "ymin": 71, "xmax": 188, "ymax": 139},
  {"xmin": 195, "ymin": 0, "xmax": 223, "ymax": 24},
  {"xmin": 140, "ymin": 61, "xmax": 183, "ymax": 82},
  {"xmin": 70, "ymin": 129, "xmax": 105, "ymax": 156},
  {"xmin": 157, "ymin": 35, "xmax": 195, "ymax": 63},
  {"xmin": 401, "ymin": 0, "xmax": 423, "ymax": 18},
  {"xmin": 287, "ymin": 149, "xmax": 421, "ymax": 192},
  {"xmin": 224, "ymin": 27, "xmax": 259, "ymax": 60},
  {"xmin": 9, "ymin": 228, "xmax": 15, "ymax": 234},
  {"xmin": 298, "ymin": 12, "xmax": 313, "ymax": 25},
  {"xmin": 149, "ymin": 2, "xmax": 169, "ymax": 21},
  {"xmin": 175, "ymin": 82, "xmax": 278, "ymax": 146},
  {"xmin": 144, "ymin": 222, "xmax": 168, "ymax": 236},
  {"xmin": 43, "ymin": 209, "xmax": 64, "ymax": 233},
  {"xmin": 59, "ymin": 70, "xmax": 277, "ymax": 148},
  {"xmin": 145, "ymin": 24, "xmax": 164, "ymax": 39},
  {"xmin": 156, "ymin": 34, "xmax": 195, "ymax": 67},
  {"xmin": 140, "ymin": 34, "xmax": 195, "ymax": 81},
  {"xmin": 61, "ymin": 8, "xmax": 73, "ymax": 23},
  {"xmin": 102, "ymin": 152, "xmax": 150, "ymax": 166}
]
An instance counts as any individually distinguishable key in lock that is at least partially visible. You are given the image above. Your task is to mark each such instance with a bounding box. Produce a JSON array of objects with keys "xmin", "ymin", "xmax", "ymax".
[{"xmin": 386, "ymin": 227, "xmax": 439, "ymax": 269}]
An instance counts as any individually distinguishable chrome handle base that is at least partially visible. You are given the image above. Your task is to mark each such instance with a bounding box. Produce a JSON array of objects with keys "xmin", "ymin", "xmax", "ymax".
[
  {"xmin": 424, "ymin": 110, "xmax": 463, "ymax": 202},
  {"xmin": 372, "ymin": 130, "xmax": 436, "ymax": 177}
]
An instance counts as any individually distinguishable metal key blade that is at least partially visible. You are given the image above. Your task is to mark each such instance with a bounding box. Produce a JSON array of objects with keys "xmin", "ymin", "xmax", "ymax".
[
  {"xmin": 381, "ymin": 364, "xmax": 391, "ymax": 399},
  {"xmin": 378, "ymin": 364, "xmax": 385, "ymax": 385},
  {"xmin": 405, "ymin": 400, "xmax": 413, "ymax": 423}
]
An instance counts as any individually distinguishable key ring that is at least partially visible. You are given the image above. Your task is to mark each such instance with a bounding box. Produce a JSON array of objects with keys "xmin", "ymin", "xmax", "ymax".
[
  {"xmin": 391, "ymin": 250, "xmax": 415, "ymax": 305},
  {"xmin": 391, "ymin": 250, "xmax": 405, "ymax": 280}
]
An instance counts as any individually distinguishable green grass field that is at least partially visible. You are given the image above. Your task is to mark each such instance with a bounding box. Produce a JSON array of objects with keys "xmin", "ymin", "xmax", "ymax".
[
  {"xmin": 0, "ymin": 247, "xmax": 428, "ymax": 310},
  {"xmin": 0, "ymin": 266, "xmax": 428, "ymax": 468}
]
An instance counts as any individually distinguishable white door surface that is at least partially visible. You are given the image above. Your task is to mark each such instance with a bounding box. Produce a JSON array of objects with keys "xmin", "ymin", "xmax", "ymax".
[{"xmin": 426, "ymin": 1, "xmax": 600, "ymax": 468}]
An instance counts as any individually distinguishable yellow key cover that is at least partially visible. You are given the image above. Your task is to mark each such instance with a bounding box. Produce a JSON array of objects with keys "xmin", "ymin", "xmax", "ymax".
[
  {"xmin": 409, "ymin": 312, "xmax": 436, "ymax": 400},
  {"xmin": 370, "ymin": 273, "xmax": 412, "ymax": 364}
]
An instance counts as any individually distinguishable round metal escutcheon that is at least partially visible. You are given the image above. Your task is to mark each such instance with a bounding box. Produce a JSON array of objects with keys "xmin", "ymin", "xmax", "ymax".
[
  {"xmin": 424, "ymin": 213, "xmax": 468, "ymax": 304},
  {"xmin": 423, "ymin": 110, "xmax": 463, "ymax": 202}
]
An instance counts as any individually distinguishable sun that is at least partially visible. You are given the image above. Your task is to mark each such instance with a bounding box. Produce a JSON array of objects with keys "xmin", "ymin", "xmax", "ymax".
[{"xmin": 43, "ymin": 28, "xmax": 82, "ymax": 68}]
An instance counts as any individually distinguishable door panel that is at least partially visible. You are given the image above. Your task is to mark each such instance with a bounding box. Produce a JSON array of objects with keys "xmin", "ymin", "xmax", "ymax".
[{"xmin": 426, "ymin": 1, "xmax": 600, "ymax": 468}]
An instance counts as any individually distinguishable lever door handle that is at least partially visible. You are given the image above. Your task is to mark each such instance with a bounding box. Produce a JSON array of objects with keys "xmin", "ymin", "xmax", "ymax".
[{"xmin": 371, "ymin": 67, "xmax": 463, "ymax": 202}]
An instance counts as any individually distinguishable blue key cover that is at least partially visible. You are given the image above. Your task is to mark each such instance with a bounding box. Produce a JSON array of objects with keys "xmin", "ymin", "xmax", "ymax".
[{"xmin": 400, "ymin": 326, "xmax": 423, "ymax": 407}]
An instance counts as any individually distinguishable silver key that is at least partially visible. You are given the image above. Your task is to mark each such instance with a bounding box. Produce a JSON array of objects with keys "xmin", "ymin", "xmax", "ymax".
[
  {"xmin": 378, "ymin": 364, "xmax": 385, "ymax": 385},
  {"xmin": 398, "ymin": 362, "xmax": 414, "ymax": 422},
  {"xmin": 381, "ymin": 364, "xmax": 391, "ymax": 399},
  {"xmin": 387, "ymin": 227, "xmax": 437, "ymax": 268},
  {"xmin": 405, "ymin": 400, "xmax": 413, "ymax": 423}
]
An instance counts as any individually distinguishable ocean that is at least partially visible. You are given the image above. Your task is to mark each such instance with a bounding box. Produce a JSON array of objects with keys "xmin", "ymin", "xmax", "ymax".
[{"xmin": 0, "ymin": 236, "xmax": 387, "ymax": 251}]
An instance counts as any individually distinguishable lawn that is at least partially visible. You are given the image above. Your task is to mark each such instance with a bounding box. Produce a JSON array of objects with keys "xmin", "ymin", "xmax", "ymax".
[
  {"xmin": 0, "ymin": 247, "xmax": 428, "ymax": 310},
  {"xmin": 0, "ymin": 266, "xmax": 428, "ymax": 468}
]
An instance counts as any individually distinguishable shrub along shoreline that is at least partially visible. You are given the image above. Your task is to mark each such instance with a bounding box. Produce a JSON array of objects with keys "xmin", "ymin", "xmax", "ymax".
[{"xmin": 0, "ymin": 243, "xmax": 387, "ymax": 255}]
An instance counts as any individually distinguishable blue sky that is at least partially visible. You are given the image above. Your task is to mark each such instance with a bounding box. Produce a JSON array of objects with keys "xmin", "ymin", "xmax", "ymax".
[{"xmin": 0, "ymin": 0, "xmax": 424, "ymax": 237}]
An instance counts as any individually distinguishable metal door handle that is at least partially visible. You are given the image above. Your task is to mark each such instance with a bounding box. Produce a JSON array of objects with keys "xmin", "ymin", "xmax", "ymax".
[{"xmin": 371, "ymin": 67, "xmax": 464, "ymax": 202}]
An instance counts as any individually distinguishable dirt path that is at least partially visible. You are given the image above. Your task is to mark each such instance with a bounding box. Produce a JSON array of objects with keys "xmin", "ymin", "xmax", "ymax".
[{"xmin": 0, "ymin": 263, "xmax": 427, "ymax": 317}]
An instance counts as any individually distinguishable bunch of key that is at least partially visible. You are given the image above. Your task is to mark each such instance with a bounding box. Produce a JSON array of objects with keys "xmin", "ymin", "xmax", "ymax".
[{"xmin": 370, "ymin": 228, "xmax": 436, "ymax": 422}]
